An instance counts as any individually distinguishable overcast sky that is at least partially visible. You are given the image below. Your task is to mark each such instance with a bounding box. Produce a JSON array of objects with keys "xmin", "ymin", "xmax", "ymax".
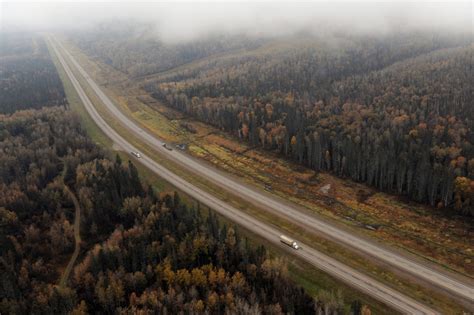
[{"xmin": 1, "ymin": 1, "xmax": 472, "ymax": 41}]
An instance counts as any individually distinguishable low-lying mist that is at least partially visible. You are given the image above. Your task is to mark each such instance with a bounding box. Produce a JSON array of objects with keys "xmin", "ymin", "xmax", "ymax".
[{"xmin": 1, "ymin": 2, "xmax": 472, "ymax": 42}]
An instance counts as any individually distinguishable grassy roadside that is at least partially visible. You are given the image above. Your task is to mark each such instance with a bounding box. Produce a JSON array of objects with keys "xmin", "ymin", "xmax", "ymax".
[
  {"xmin": 52, "ymin": 38, "xmax": 473, "ymax": 314},
  {"xmin": 47, "ymin": 37, "xmax": 399, "ymax": 313}
]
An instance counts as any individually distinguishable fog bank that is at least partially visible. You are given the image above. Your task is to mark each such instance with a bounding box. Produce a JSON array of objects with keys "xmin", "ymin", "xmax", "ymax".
[{"xmin": 1, "ymin": 2, "xmax": 472, "ymax": 41}]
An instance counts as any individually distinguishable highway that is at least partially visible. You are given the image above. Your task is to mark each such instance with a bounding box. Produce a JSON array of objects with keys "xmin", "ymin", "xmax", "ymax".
[
  {"xmin": 50, "ymin": 36, "xmax": 462, "ymax": 314},
  {"xmin": 52, "ymin": 37, "xmax": 474, "ymax": 306}
]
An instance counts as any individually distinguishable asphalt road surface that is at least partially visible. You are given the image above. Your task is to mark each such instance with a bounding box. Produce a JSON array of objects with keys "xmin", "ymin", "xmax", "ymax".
[{"xmin": 50, "ymin": 36, "xmax": 468, "ymax": 314}]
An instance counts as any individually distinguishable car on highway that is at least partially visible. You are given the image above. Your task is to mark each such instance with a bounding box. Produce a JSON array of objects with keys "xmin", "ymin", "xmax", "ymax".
[
  {"xmin": 162, "ymin": 143, "xmax": 173, "ymax": 151},
  {"xmin": 131, "ymin": 151, "xmax": 141, "ymax": 158}
]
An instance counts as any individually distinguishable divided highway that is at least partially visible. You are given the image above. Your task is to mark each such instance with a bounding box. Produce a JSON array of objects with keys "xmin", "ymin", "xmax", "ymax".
[
  {"xmin": 50, "ymin": 36, "xmax": 467, "ymax": 314},
  {"xmin": 53, "ymin": 37, "xmax": 474, "ymax": 306}
]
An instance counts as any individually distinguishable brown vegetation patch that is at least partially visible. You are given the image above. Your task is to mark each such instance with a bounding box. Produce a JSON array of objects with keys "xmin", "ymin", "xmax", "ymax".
[{"xmin": 205, "ymin": 133, "xmax": 247, "ymax": 154}]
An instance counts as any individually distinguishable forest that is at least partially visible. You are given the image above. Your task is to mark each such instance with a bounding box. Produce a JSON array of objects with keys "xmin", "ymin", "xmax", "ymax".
[
  {"xmin": 0, "ymin": 29, "xmax": 370, "ymax": 314},
  {"xmin": 72, "ymin": 26, "xmax": 473, "ymax": 215},
  {"xmin": 0, "ymin": 106, "xmax": 369, "ymax": 314},
  {"xmin": 0, "ymin": 30, "xmax": 370, "ymax": 314},
  {"xmin": 0, "ymin": 33, "xmax": 66, "ymax": 113},
  {"xmin": 74, "ymin": 22, "xmax": 265, "ymax": 78}
]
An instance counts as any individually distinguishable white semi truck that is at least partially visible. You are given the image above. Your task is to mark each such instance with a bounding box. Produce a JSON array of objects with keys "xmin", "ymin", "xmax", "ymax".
[{"xmin": 280, "ymin": 235, "xmax": 300, "ymax": 250}]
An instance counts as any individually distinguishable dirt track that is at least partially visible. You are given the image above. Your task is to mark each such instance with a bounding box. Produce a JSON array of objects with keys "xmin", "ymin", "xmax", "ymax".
[{"xmin": 59, "ymin": 185, "xmax": 81, "ymax": 288}]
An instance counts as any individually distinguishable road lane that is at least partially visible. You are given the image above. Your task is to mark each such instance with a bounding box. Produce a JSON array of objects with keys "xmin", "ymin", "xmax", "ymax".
[{"xmin": 50, "ymin": 36, "xmax": 452, "ymax": 314}]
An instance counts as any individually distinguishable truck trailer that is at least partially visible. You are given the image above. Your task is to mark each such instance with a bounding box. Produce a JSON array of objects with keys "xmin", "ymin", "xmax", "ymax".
[{"xmin": 280, "ymin": 235, "xmax": 300, "ymax": 250}]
